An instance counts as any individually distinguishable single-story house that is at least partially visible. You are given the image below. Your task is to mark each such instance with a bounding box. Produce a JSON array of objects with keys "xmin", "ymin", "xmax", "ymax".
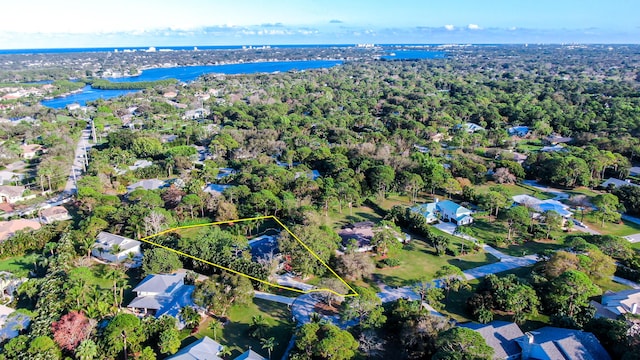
[
  {"xmin": 19, "ymin": 144, "xmax": 42, "ymax": 159},
  {"xmin": 166, "ymin": 336, "xmax": 223, "ymax": 360},
  {"xmin": 591, "ymin": 289, "xmax": 640, "ymax": 319},
  {"xmin": 217, "ymin": 168, "xmax": 237, "ymax": 180},
  {"xmin": 0, "ymin": 219, "xmax": 41, "ymax": 242},
  {"xmin": 463, "ymin": 321, "xmax": 610, "ymax": 360},
  {"xmin": 248, "ymin": 234, "xmax": 280, "ymax": 260},
  {"xmin": 183, "ymin": 108, "xmax": 210, "ymax": 120},
  {"xmin": 127, "ymin": 273, "xmax": 196, "ymax": 323},
  {"xmin": 456, "ymin": 122, "xmax": 485, "ymax": 133},
  {"xmin": 129, "ymin": 159, "xmax": 154, "ymax": 172},
  {"xmin": 629, "ymin": 167, "xmax": 640, "ymax": 177},
  {"xmin": 234, "ymin": 349, "xmax": 267, "ymax": 360},
  {"xmin": 0, "ymin": 171, "xmax": 24, "ymax": 185},
  {"xmin": 540, "ymin": 144, "xmax": 568, "ymax": 153},
  {"xmin": 91, "ymin": 231, "xmax": 142, "ymax": 263},
  {"xmin": 126, "ymin": 179, "xmax": 167, "ymax": 193},
  {"xmin": 294, "ymin": 170, "xmax": 321, "ymax": 181},
  {"xmin": 39, "ymin": 206, "xmax": 71, "ymax": 224},
  {"xmin": 411, "ymin": 199, "xmax": 474, "ymax": 225},
  {"xmin": 203, "ymin": 184, "xmax": 231, "ymax": 197},
  {"xmin": 601, "ymin": 177, "xmax": 639, "ymax": 189},
  {"xmin": 515, "ymin": 327, "xmax": 610, "ymax": 360},
  {"xmin": 512, "ymin": 195, "xmax": 573, "ymax": 218},
  {"xmin": 0, "ymin": 186, "xmax": 27, "ymax": 204},
  {"xmin": 66, "ymin": 103, "xmax": 81, "ymax": 111},
  {"xmin": 543, "ymin": 134, "xmax": 574, "ymax": 145},
  {"xmin": 0, "ymin": 272, "xmax": 25, "ymax": 302},
  {"xmin": 0, "ymin": 304, "xmax": 31, "ymax": 341},
  {"xmin": 507, "ymin": 126, "xmax": 530, "ymax": 137},
  {"xmin": 460, "ymin": 321, "xmax": 524, "ymax": 360}
]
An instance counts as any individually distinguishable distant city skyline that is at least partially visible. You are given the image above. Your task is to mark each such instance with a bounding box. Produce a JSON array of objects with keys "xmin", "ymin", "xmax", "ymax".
[{"xmin": 1, "ymin": 0, "xmax": 639, "ymax": 49}]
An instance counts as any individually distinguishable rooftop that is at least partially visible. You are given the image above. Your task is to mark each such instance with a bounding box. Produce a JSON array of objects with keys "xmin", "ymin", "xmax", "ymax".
[
  {"xmin": 461, "ymin": 321, "xmax": 524, "ymax": 359},
  {"xmin": 0, "ymin": 185, "xmax": 25, "ymax": 198},
  {"xmin": 0, "ymin": 219, "xmax": 41, "ymax": 241},
  {"xmin": 167, "ymin": 336, "xmax": 223, "ymax": 360},
  {"xmin": 133, "ymin": 273, "xmax": 186, "ymax": 295}
]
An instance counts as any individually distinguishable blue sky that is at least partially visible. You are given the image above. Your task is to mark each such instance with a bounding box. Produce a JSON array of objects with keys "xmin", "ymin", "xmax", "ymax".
[{"xmin": 1, "ymin": 0, "xmax": 638, "ymax": 48}]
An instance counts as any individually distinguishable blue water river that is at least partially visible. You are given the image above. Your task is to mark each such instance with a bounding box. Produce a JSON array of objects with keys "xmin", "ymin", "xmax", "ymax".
[
  {"xmin": 41, "ymin": 60, "xmax": 343, "ymax": 108},
  {"xmin": 40, "ymin": 50, "xmax": 445, "ymax": 108}
]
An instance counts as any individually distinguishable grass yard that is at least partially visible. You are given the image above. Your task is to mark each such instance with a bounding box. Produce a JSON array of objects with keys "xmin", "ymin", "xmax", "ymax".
[
  {"xmin": 0, "ymin": 253, "xmax": 37, "ymax": 277},
  {"xmin": 582, "ymin": 211, "xmax": 640, "ymax": 237},
  {"xmin": 327, "ymin": 205, "xmax": 382, "ymax": 228},
  {"xmin": 372, "ymin": 239, "xmax": 498, "ymax": 287},
  {"xmin": 191, "ymin": 298, "xmax": 294, "ymax": 359},
  {"xmin": 474, "ymin": 182, "xmax": 554, "ymax": 200}
]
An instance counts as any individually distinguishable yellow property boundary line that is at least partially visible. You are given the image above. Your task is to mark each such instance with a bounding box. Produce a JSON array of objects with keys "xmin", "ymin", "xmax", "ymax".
[{"xmin": 139, "ymin": 215, "xmax": 359, "ymax": 297}]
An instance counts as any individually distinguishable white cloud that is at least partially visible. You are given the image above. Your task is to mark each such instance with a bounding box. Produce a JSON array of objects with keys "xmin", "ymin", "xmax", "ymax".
[
  {"xmin": 468, "ymin": 24, "xmax": 481, "ymax": 30},
  {"xmin": 444, "ymin": 24, "xmax": 455, "ymax": 31}
]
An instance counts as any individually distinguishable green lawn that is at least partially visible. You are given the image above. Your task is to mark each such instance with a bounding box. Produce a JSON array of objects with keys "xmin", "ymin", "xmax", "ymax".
[
  {"xmin": 582, "ymin": 211, "xmax": 640, "ymax": 237},
  {"xmin": 372, "ymin": 239, "xmax": 498, "ymax": 287},
  {"xmin": 190, "ymin": 298, "xmax": 294, "ymax": 359},
  {"xmin": 474, "ymin": 182, "xmax": 554, "ymax": 200},
  {"xmin": 327, "ymin": 205, "xmax": 382, "ymax": 228},
  {"xmin": 0, "ymin": 253, "xmax": 37, "ymax": 277}
]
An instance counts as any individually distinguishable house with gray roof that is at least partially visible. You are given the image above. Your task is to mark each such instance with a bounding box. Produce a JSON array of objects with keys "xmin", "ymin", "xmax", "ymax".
[
  {"xmin": 127, "ymin": 273, "xmax": 196, "ymax": 324},
  {"xmin": 0, "ymin": 186, "xmax": 27, "ymax": 204},
  {"xmin": 591, "ymin": 289, "xmax": 640, "ymax": 319},
  {"xmin": 167, "ymin": 336, "xmax": 223, "ymax": 360},
  {"xmin": 234, "ymin": 349, "xmax": 267, "ymax": 360},
  {"xmin": 464, "ymin": 322, "xmax": 611, "ymax": 360},
  {"xmin": 461, "ymin": 321, "xmax": 524, "ymax": 360},
  {"xmin": 516, "ymin": 327, "xmax": 610, "ymax": 360},
  {"xmin": 512, "ymin": 194, "xmax": 573, "ymax": 218},
  {"xmin": 601, "ymin": 177, "xmax": 639, "ymax": 189},
  {"xmin": 126, "ymin": 179, "xmax": 167, "ymax": 193},
  {"xmin": 91, "ymin": 231, "xmax": 142, "ymax": 264},
  {"xmin": 39, "ymin": 206, "xmax": 71, "ymax": 224}
]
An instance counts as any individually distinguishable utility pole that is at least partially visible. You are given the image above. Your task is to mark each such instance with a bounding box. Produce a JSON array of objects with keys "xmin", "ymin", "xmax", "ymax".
[{"xmin": 91, "ymin": 119, "xmax": 97, "ymax": 143}]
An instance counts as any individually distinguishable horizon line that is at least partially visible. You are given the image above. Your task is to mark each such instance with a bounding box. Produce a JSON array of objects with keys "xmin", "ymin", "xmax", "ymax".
[{"xmin": 1, "ymin": 43, "xmax": 638, "ymax": 53}]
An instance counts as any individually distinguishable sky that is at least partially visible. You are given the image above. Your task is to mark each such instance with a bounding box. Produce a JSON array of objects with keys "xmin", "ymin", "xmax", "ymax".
[{"xmin": 1, "ymin": 0, "xmax": 639, "ymax": 49}]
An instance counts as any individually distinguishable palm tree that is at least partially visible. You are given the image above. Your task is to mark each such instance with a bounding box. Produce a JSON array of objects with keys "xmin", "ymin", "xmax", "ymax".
[
  {"xmin": 180, "ymin": 306, "xmax": 201, "ymax": 329},
  {"xmin": 79, "ymin": 237, "xmax": 95, "ymax": 260},
  {"xmin": 105, "ymin": 268, "xmax": 126, "ymax": 308},
  {"xmin": 208, "ymin": 319, "xmax": 223, "ymax": 341},
  {"xmin": 260, "ymin": 337, "xmax": 277, "ymax": 360},
  {"xmin": 110, "ymin": 244, "xmax": 123, "ymax": 260},
  {"xmin": 219, "ymin": 346, "xmax": 232, "ymax": 358}
]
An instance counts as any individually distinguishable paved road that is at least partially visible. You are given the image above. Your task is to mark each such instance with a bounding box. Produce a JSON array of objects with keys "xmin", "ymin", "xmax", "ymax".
[
  {"xmin": 254, "ymin": 291, "xmax": 296, "ymax": 306},
  {"xmin": 276, "ymin": 274, "xmax": 315, "ymax": 291},
  {"xmin": 611, "ymin": 276, "xmax": 640, "ymax": 289},
  {"xmin": 63, "ymin": 126, "xmax": 93, "ymax": 196}
]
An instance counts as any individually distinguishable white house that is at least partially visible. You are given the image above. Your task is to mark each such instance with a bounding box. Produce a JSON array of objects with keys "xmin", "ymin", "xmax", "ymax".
[
  {"xmin": 411, "ymin": 199, "xmax": 474, "ymax": 225},
  {"xmin": 126, "ymin": 179, "xmax": 167, "ymax": 193},
  {"xmin": 0, "ymin": 186, "xmax": 27, "ymax": 204},
  {"xmin": 19, "ymin": 144, "xmax": 42, "ymax": 160},
  {"xmin": 512, "ymin": 195, "xmax": 573, "ymax": 218},
  {"xmin": 39, "ymin": 206, "xmax": 71, "ymax": 224},
  {"xmin": 601, "ymin": 177, "xmax": 639, "ymax": 189},
  {"xmin": 167, "ymin": 336, "xmax": 223, "ymax": 360},
  {"xmin": 234, "ymin": 349, "xmax": 268, "ymax": 360},
  {"xmin": 591, "ymin": 289, "xmax": 640, "ymax": 319},
  {"xmin": 92, "ymin": 232, "xmax": 142, "ymax": 263},
  {"xmin": 127, "ymin": 273, "xmax": 196, "ymax": 322},
  {"xmin": 0, "ymin": 272, "xmax": 25, "ymax": 302}
]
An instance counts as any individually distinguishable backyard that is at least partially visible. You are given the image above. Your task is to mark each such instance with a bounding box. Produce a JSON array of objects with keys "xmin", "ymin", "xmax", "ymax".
[
  {"xmin": 190, "ymin": 298, "xmax": 294, "ymax": 359},
  {"xmin": 372, "ymin": 239, "xmax": 498, "ymax": 287}
]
